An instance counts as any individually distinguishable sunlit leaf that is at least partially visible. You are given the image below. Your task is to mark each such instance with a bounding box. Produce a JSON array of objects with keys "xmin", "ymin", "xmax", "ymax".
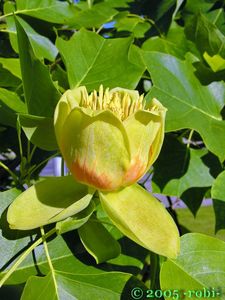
[
  {"xmin": 99, "ymin": 184, "xmax": 180, "ymax": 258},
  {"xmin": 7, "ymin": 176, "xmax": 95, "ymax": 230},
  {"xmin": 143, "ymin": 51, "xmax": 225, "ymax": 161},
  {"xmin": 56, "ymin": 29, "xmax": 145, "ymax": 90},
  {"xmin": 160, "ymin": 233, "xmax": 225, "ymax": 300}
]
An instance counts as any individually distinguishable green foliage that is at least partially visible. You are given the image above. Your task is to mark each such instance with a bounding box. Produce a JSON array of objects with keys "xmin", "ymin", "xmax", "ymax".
[
  {"xmin": 160, "ymin": 233, "xmax": 225, "ymax": 300},
  {"xmin": 0, "ymin": 0, "xmax": 225, "ymax": 298}
]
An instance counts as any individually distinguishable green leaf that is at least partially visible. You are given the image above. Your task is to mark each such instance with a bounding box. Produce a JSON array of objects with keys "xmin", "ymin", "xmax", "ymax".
[
  {"xmin": 213, "ymin": 200, "xmax": 225, "ymax": 233},
  {"xmin": 56, "ymin": 201, "xmax": 95, "ymax": 235},
  {"xmin": 70, "ymin": 2, "xmax": 117, "ymax": 29},
  {"xmin": 212, "ymin": 171, "xmax": 225, "ymax": 202},
  {"xmin": 142, "ymin": 23, "xmax": 195, "ymax": 59},
  {"xmin": 0, "ymin": 230, "xmax": 146, "ymax": 298},
  {"xmin": 0, "ymin": 58, "xmax": 21, "ymax": 79},
  {"xmin": 203, "ymin": 52, "xmax": 225, "ymax": 72},
  {"xmin": 18, "ymin": 114, "xmax": 58, "ymax": 151},
  {"xmin": 21, "ymin": 270, "xmax": 142, "ymax": 300},
  {"xmin": 78, "ymin": 215, "xmax": 121, "ymax": 263},
  {"xmin": 115, "ymin": 13, "xmax": 150, "ymax": 38},
  {"xmin": 0, "ymin": 88, "xmax": 26, "ymax": 113},
  {"xmin": 56, "ymin": 29, "xmax": 145, "ymax": 90},
  {"xmin": 15, "ymin": 16, "xmax": 61, "ymax": 117},
  {"xmin": 160, "ymin": 233, "xmax": 225, "ymax": 299},
  {"xmin": 99, "ymin": 184, "xmax": 180, "ymax": 258},
  {"xmin": 206, "ymin": 9, "xmax": 225, "ymax": 35},
  {"xmin": 7, "ymin": 176, "xmax": 95, "ymax": 230},
  {"xmin": 153, "ymin": 136, "xmax": 214, "ymax": 196},
  {"xmin": 184, "ymin": 0, "xmax": 215, "ymax": 15},
  {"xmin": 104, "ymin": 0, "xmax": 132, "ymax": 8},
  {"xmin": 0, "ymin": 88, "xmax": 26, "ymax": 127},
  {"xmin": 4, "ymin": 3, "xmax": 58, "ymax": 61},
  {"xmin": 14, "ymin": 0, "xmax": 76, "ymax": 24},
  {"xmin": 143, "ymin": 51, "xmax": 225, "ymax": 161},
  {"xmin": 185, "ymin": 13, "xmax": 225, "ymax": 57},
  {"xmin": 0, "ymin": 63, "xmax": 21, "ymax": 88},
  {"xmin": 0, "ymin": 188, "xmax": 38, "ymax": 275}
]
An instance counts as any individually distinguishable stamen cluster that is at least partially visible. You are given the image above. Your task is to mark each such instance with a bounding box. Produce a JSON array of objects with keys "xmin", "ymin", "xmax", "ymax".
[{"xmin": 80, "ymin": 85, "xmax": 145, "ymax": 120}]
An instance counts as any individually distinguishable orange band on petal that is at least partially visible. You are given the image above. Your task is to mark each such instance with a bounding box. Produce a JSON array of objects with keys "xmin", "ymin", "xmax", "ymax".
[{"xmin": 71, "ymin": 160, "xmax": 116, "ymax": 191}]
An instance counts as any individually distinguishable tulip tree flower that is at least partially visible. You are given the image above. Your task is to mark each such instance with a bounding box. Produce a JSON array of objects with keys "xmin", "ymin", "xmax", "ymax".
[{"xmin": 7, "ymin": 86, "xmax": 180, "ymax": 260}]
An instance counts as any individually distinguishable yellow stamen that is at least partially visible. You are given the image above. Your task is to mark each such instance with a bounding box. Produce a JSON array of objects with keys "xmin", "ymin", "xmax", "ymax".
[{"xmin": 80, "ymin": 86, "xmax": 146, "ymax": 120}]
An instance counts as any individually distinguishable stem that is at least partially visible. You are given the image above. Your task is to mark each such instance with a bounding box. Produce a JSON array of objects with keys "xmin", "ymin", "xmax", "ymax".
[
  {"xmin": 29, "ymin": 152, "xmax": 59, "ymax": 176},
  {"xmin": 145, "ymin": 17, "xmax": 163, "ymax": 37},
  {"xmin": 0, "ymin": 161, "xmax": 18, "ymax": 183},
  {"xmin": 0, "ymin": 12, "xmax": 13, "ymax": 21},
  {"xmin": 87, "ymin": 0, "xmax": 92, "ymax": 9},
  {"xmin": 28, "ymin": 145, "xmax": 37, "ymax": 164},
  {"xmin": 0, "ymin": 228, "xmax": 56, "ymax": 287},
  {"xmin": 16, "ymin": 119, "xmax": 23, "ymax": 160},
  {"xmin": 187, "ymin": 129, "xmax": 194, "ymax": 148},
  {"xmin": 150, "ymin": 252, "xmax": 160, "ymax": 290},
  {"xmin": 40, "ymin": 227, "xmax": 58, "ymax": 296},
  {"xmin": 61, "ymin": 157, "xmax": 65, "ymax": 176},
  {"xmin": 167, "ymin": 196, "xmax": 182, "ymax": 235},
  {"xmin": 96, "ymin": 25, "xmax": 103, "ymax": 34}
]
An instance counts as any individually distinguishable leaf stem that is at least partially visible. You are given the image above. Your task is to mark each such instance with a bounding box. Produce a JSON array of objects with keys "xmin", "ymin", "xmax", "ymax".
[
  {"xmin": 87, "ymin": 0, "xmax": 92, "ymax": 9},
  {"xmin": 0, "ymin": 161, "xmax": 18, "ymax": 183},
  {"xmin": 16, "ymin": 118, "xmax": 23, "ymax": 160},
  {"xmin": 187, "ymin": 129, "xmax": 194, "ymax": 148},
  {"xmin": 29, "ymin": 152, "xmax": 59, "ymax": 176},
  {"xmin": 150, "ymin": 252, "xmax": 160, "ymax": 289},
  {"xmin": 0, "ymin": 228, "xmax": 56, "ymax": 287},
  {"xmin": 61, "ymin": 157, "xmax": 64, "ymax": 176},
  {"xmin": 40, "ymin": 227, "xmax": 58, "ymax": 297}
]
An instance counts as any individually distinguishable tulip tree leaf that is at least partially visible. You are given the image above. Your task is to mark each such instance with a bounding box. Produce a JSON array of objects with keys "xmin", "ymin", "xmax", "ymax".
[
  {"xmin": 15, "ymin": 16, "xmax": 61, "ymax": 117},
  {"xmin": 0, "ymin": 88, "xmax": 26, "ymax": 127},
  {"xmin": 185, "ymin": 13, "xmax": 225, "ymax": 57},
  {"xmin": 0, "ymin": 88, "xmax": 26, "ymax": 113},
  {"xmin": 56, "ymin": 201, "xmax": 95, "ymax": 235},
  {"xmin": 152, "ymin": 136, "xmax": 214, "ymax": 196},
  {"xmin": 0, "ymin": 229, "xmax": 146, "ymax": 298},
  {"xmin": 212, "ymin": 171, "xmax": 225, "ymax": 202},
  {"xmin": 160, "ymin": 233, "xmax": 225, "ymax": 300},
  {"xmin": 115, "ymin": 13, "xmax": 150, "ymax": 38},
  {"xmin": 0, "ymin": 188, "xmax": 38, "ymax": 274},
  {"xmin": 56, "ymin": 29, "xmax": 145, "ymax": 91},
  {"xmin": 203, "ymin": 52, "xmax": 225, "ymax": 73},
  {"xmin": 18, "ymin": 114, "xmax": 58, "ymax": 151},
  {"xmin": 0, "ymin": 58, "xmax": 21, "ymax": 79},
  {"xmin": 70, "ymin": 2, "xmax": 117, "ymax": 29},
  {"xmin": 78, "ymin": 216, "xmax": 121, "ymax": 263},
  {"xmin": 142, "ymin": 23, "xmax": 191, "ymax": 59},
  {"xmin": 4, "ymin": 3, "xmax": 58, "ymax": 61},
  {"xmin": 144, "ymin": 51, "xmax": 225, "ymax": 161},
  {"xmin": 7, "ymin": 176, "xmax": 95, "ymax": 230},
  {"xmin": 14, "ymin": 0, "xmax": 76, "ymax": 24},
  {"xmin": 213, "ymin": 200, "xmax": 225, "ymax": 233},
  {"xmin": 99, "ymin": 184, "xmax": 180, "ymax": 258},
  {"xmin": 0, "ymin": 63, "xmax": 21, "ymax": 88},
  {"xmin": 21, "ymin": 269, "xmax": 143, "ymax": 300}
]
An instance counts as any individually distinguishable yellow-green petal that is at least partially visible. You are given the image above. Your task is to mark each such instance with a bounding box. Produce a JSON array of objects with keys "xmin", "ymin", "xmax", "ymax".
[
  {"xmin": 54, "ymin": 86, "xmax": 88, "ymax": 145},
  {"xmin": 60, "ymin": 107, "xmax": 131, "ymax": 191},
  {"xmin": 145, "ymin": 98, "xmax": 167, "ymax": 168},
  {"xmin": 123, "ymin": 109, "xmax": 162, "ymax": 185},
  {"xmin": 99, "ymin": 184, "xmax": 180, "ymax": 258},
  {"xmin": 7, "ymin": 176, "xmax": 95, "ymax": 230}
]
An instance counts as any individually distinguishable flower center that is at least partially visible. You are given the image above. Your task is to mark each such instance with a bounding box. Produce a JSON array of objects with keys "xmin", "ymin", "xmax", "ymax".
[{"xmin": 80, "ymin": 85, "xmax": 145, "ymax": 120}]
